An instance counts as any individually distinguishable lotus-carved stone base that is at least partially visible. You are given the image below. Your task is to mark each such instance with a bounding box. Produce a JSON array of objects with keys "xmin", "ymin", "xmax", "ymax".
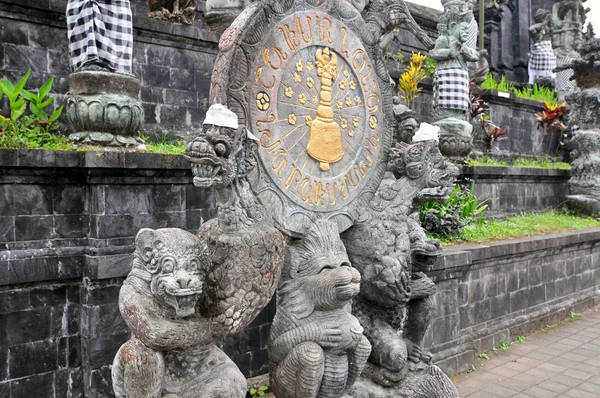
[
  {"xmin": 435, "ymin": 118, "xmax": 473, "ymax": 162},
  {"xmin": 66, "ymin": 69, "xmax": 145, "ymax": 149}
]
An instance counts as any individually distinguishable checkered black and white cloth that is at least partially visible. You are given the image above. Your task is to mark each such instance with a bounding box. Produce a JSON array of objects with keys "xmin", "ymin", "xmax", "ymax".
[
  {"xmin": 528, "ymin": 40, "xmax": 557, "ymax": 71},
  {"xmin": 556, "ymin": 57, "xmax": 576, "ymax": 92},
  {"xmin": 434, "ymin": 68, "xmax": 470, "ymax": 111},
  {"xmin": 466, "ymin": 18, "xmax": 478, "ymax": 49},
  {"xmin": 67, "ymin": 0, "xmax": 133, "ymax": 73}
]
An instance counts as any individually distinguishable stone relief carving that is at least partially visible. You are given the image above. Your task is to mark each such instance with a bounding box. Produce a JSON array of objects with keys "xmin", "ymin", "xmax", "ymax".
[
  {"xmin": 551, "ymin": 0, "xmax": 586, "ymax": 92},
  {"xmin": 342, "ymin": 140, "xmax": 459, "ymax": 398},
  {"xmin": 149, "ymin": 0, "xmax": 197, "ymax": 26},
  {"xmin": 112, "ymin": 228, "xmax": 247, "ymax": 398},
  {"xmin": 269, "ymin": 220, "xmax": 371, "ymax": 398},
  {"xmin": 430, "ymin": 0, "xmax": 479, "ymax": 160}
]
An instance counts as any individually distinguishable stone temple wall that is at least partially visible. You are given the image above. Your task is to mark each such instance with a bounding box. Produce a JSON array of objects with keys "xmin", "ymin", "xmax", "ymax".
[
  {"xmin": 0, "ymin": 0, "xmax": 218, "ymax": 140},
  {"xmin": 0, "ymin": 150, "xmax": 594, "ymax": 397}
]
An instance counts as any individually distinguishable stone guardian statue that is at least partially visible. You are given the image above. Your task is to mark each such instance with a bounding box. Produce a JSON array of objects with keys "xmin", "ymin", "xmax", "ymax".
[
  {"xmin": 65, "ymin": 0, "xmax": 145, "ymax": 149},
  {"xmin": 429, "ymin": 0, "xmax": 480, "ymax": 161},
  {"xmin": 528, "ymin": 9, "xmax": 558, "ymax": 85}
]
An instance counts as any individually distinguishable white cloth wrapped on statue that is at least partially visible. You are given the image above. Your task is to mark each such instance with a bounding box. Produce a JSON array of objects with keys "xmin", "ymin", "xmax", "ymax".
[
  {"xmin": 556, "ymin": 57, "xmax": 576, "ymax": 92},
  {"xmin": 66, "ymin": 0, "xmax": 133, "ymax": 73},
  {"xmin": 466, "ymin": 18, "xmax": 478, "ymax": 49},
  {"xmin": 433, "ymin": 68, "xmax": 470, "ymax": 112}
]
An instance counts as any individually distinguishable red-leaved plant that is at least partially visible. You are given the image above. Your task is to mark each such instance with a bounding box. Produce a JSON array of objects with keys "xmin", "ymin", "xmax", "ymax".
[{"xmin": 535, "ymin": 101, "xmax": 566, "ymax": 155}]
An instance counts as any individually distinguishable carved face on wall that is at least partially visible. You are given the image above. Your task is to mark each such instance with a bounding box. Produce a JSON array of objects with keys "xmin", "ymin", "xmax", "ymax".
[
  {"xmin": 450, "ymin": 21, "xmax": 471, "ymax": 43},
  {"xmin": 135, "ymin": 228, "xmax": 208, "ymax": 317},
  {"xmin": 399, "ymin": 118, "xmax": 419, "ymax": 144}
]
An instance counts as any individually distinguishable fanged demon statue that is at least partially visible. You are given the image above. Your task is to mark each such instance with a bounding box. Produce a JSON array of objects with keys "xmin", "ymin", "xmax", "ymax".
[
  {"xmin": 343, "ymin": 140, "xmax": 459, "ymax": 398},
  {"xmin": 184, "ymin": 104, "xmax": 285, "ymax": 336},
  {"xmin": 269, "ymin": 220, "xmax": 371, "ymax": 398},
  {"xmin": 112, "ymin": 228, "xmax": 247, "ymax": 398}
]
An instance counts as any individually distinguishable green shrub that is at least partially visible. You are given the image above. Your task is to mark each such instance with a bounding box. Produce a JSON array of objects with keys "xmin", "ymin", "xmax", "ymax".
[
  {"xmin": 0, "ymin": 70, "xmax": 66, "ymax": 149},
  {"xmin": 419, "ymin": 183, "xmax": 488, "ymax": 238}
]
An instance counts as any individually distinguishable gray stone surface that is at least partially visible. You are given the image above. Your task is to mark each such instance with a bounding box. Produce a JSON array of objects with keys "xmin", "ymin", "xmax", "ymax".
[{"xmin": 455, "ymin": 305, "xmax": 600, "ymax": 398}]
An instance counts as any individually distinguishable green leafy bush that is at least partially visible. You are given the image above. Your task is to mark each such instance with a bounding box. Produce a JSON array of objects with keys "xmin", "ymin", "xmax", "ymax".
[
  {"xmin": 0, "ymin": 70, "xmax": 66, "ymax": 149},
  {"xmin": 480, "ymin": 74, "xmax": 559, "ymax": 105},
  {"xmin": 419, "ymin": 183, "xmax": 488, "ymax": 238}
]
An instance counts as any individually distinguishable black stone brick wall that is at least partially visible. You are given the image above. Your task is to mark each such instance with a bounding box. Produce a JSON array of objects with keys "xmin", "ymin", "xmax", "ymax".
[{"xmin": 426, "ymin": 230, "xmax": 600, "ymax": 377}]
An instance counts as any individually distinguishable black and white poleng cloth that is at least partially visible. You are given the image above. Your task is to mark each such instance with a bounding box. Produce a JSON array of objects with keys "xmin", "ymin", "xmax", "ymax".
[
  {"xmin": 433, "ymin": 68, "xmax": 470, "ymax": 112},
  {"xmin": 528, "ymin": 40, "xmax": 557, "ymax": 72},
  {"xmin": 66, "ymin": 0, "xmax": 133, "ymax": 73}
]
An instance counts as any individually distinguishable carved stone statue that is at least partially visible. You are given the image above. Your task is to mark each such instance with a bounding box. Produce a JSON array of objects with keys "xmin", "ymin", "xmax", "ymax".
[
  {"xmin": 65, "ymin": 0, "xmax": 144, "ymax": 149},
  {"xmin": 184, "ymin": 104, "xmax": 285, "ymax": 335},
  {"xmin": 113, "ymin": 105, "xmax": 286, "ymax": 396},
  {"xmin": 112, "ymin": 228, "xmax": 247, "ymax": 397},
  {"xmin": 149, "ymin": 0, "xmax": 197, "ymax": 26},
  {"xmin": 269, "ymin": 220, "xmax": 371, "ymax": 398},
  {"xmin": 528, "ymin": 9, "xmax": 557, "ymax": 85},
  {"xmin": 551, "ymin": 0, "xmax": 586, "ymax": 92},
  {"xmin": 393, "ymin": 98, "xmax": 419, "ymax": 144},
  {"xmin": 430, "ymin": 0, "xmax": 480, "ymax": 160},
  {"xmin": 563, "ymin": 36, "xmax": 600, "ymax": 215},
  {"xmin": 342, "ymin": 140, "xmax": 459, "ymax": 398}
]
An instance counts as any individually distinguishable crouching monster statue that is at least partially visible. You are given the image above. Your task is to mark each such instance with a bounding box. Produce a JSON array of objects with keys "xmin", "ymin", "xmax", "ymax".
[
  {"xmin": 113, "ymin": 105, "xmax": 285, "ymax": 397},
  {"xmin": 343, "ymin": 140, "xmax": 460, "ymax": 398},
  {"xmin": 269, "ymin": 219, "xmax": 371, "ymax": 398},
  {"xmin": 112, "ymin": 228, "xmax": 247, "ymax": 398}
]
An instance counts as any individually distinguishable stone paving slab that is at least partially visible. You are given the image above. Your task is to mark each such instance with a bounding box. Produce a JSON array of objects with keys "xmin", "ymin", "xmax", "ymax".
[{"xmin": 454, "ymin": 306, "xmax": 600, "ymax": 397}]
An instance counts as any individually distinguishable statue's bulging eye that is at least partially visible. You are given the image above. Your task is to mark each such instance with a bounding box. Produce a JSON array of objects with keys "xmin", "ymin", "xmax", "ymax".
[
  {"xmin": 162, "ymin": 257, "xmax": 175, "ymax": 273},
  {"xmin": 215, "ymin": 142, "xmax": 227, "ymax": 156},
  {"xmin": 189, "ymin": 259, "xmax": 199, "ymax": 271}
]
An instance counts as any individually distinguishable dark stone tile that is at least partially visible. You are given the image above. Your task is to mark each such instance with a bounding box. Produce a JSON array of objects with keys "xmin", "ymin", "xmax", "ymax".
[
  {"xmin": 0, "ymin": 289, "xmax": 31, "ymax": 314},
  {"xmin": 104, "ymin": 186, "xmax": 153, "ymax": 215},
  {"xmin": 29, "ymin": 285, "xmax": 67, "ymax": 308},
  {"xmin": 48, "ymin": 48, "xmax": 69, "ymax": 76},
  {"xmin": 250, "ymin": 349, "xmax": 269, "ymax": 377},
  {"xmin": 53, "ymin": 185, "xmax": 87, "ymax": 215},
  {"xmin": 0, "ymin": 346, "xmax": 7, "ymax": 380},
  {"xmin": 10, "ymin": 372, "xmax": 54, "ymax": 398},
  {"xmin": 0, "ymin": 309, "xmax": 52, "ymax": 346},
  {"xmin": 142, "ymin": 64, "xmax": 170, "ymax": 88},
  {"xmin": 3, "ymin": 256, "xmax": 61, "ymax": 286},
  {"xmin": 164, "ymin": 88, "xmax": 197, "ymax": 107},
  {"xmin": 82, "ymin": 332, "xmax": 130, "ymax": 368},
  {"xmin": 55, "ymin": 368, "xmax": 84, "ymax": 398},
  {"xmin": 0, "ymin": 216, "xmax": 15, "ymax": 242},
  {"xmin": 4, "ymin": 45, "xmax": 48, "ymax": 73},
  {"xmin": 154, "ymin": 185, "xmax": 184, "ymax": 213},
  {"xmin": 0, "ymin": 21, "xmax": 29, "ymax": 46},
  {"xmin": 93, "ymin": 215, "xmax": 136, "ymax": 239},
  {"xmin": 68, "ymin": 336, "xmax": 82, "ymax": 368},
  {"xmin": 141, "ymin": 86, "xmax": 164, "ymax": 103},
  {"xmin": 12, "ymin": 185, "xmax": 53, "ymax": 215},
  {"xmin": 54, "ymin": 215, "xmax": 89, "ymax": 238},
  {"xmin": 81, "ymin": 284, "xmax": 122, "ymax": 306},
  {"xmin": 0, "ymin": 381, "xmax": 8, "ymax": 398},
  {"xmin": 87, "ymin": 367, "xmax": 115, "ymax": 398},
  {"xmin": 9, "ymin": 340, "xmax": 58, "ymax": 378},
  {"xmin": 15, "ymin": 215, "xmax": 54, "ymax": 241}
]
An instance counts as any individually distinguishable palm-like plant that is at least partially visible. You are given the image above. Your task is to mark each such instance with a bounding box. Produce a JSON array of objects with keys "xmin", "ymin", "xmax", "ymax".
[{"xmin": 535, "ymin": 101, "xmax": 566, "ymax": 154}]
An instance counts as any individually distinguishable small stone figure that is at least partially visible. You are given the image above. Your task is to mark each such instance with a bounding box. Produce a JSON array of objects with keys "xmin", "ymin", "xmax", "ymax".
[
  {"xmin": 528, "ymin": 9, "xmax": 557, "ymax": 85},
  {"xmin": 65, "ymin": 0, "xmax": 145, "ymax": 148},
  {"xmin": 393, "ymin": 98, "xmax": 419, "ymax": 144},
  {"xmin": 149, "ymin": 0, "xmax": 197, "ymax": 26},
  {"xmin": 112, "ymin": 228, "xmax": 247, "ymax": 398},
  {"xmin": 342, "ymin": 141, "xmax": 459, "ymax": 398},
  {"xmin": 429, "ymin": 0, "xmax": 479, "ymax": 160},
  {"xmin": 269, "ymin": 220, "xmax": 371, "ymax": 398}
]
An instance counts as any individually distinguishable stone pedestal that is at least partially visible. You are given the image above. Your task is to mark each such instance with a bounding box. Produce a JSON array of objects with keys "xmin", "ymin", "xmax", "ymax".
[
  {"xmin": 65, "ymin": 68, "xmax": 145, "ymax": 149},
  {"xmin": 435, "ymin": 118, "xmax": 473, "ymax": 161}
]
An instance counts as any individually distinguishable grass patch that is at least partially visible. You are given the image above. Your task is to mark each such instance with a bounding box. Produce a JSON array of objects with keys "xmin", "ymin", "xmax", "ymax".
[
  {"xmin": 145, "ymin": 141, "xmax": 187, "ymax": 155},
  {"xmin": 468, "ymin": 156, "xmax": 570, "ymax": 170},
  {"xmin": 434, "ymin": 210, "xmax": 600, "ymax": 244},
  {"xmin": 480, "ymin": 74, "xmax": 559, "ymax": 104}
]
